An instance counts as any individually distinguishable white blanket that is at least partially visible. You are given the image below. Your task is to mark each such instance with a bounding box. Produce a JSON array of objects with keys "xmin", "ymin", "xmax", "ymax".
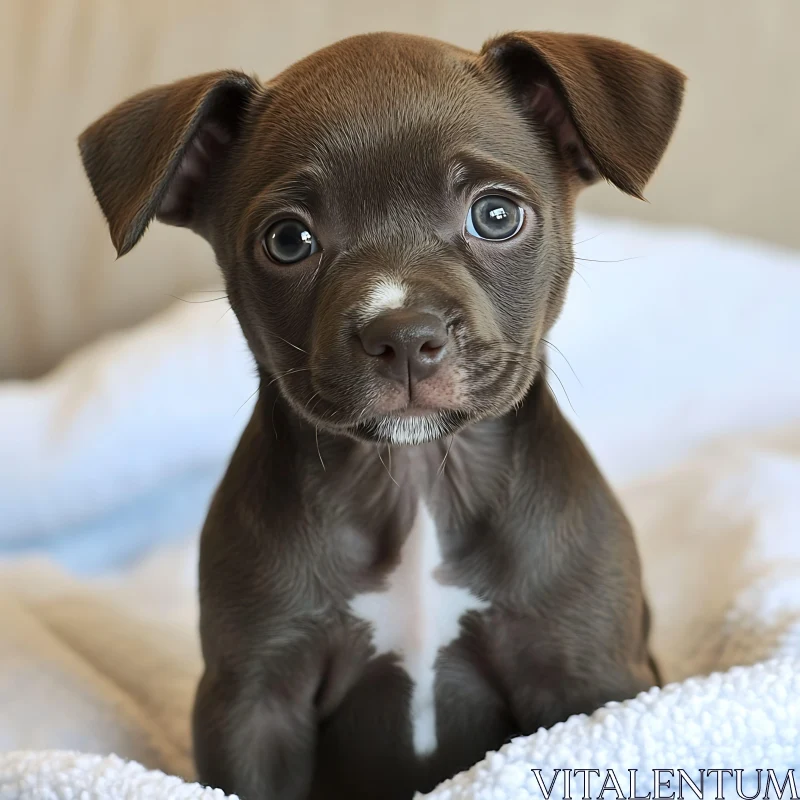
[{"xmin": 1, "ymin": 216, "xmax": 800, "ymax": 798}]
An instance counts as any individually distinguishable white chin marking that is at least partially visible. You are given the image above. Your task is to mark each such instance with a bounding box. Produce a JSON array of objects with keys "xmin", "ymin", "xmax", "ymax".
[
  {"xmin": 360, "ymin": 277, "xmax": 407, "ymax": 321},
  {"xmin": 374, "ymin": 415, "xmax": 445, "ymax": 445},
  {"xmin": 348, "ymin": 502, "xmax": 489, "ymax": 757}
]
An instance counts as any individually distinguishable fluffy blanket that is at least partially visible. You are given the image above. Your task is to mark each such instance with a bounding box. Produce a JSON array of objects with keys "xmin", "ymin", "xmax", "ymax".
[{"xmin": 1, "ymin": 216, "xmax": 799, "ymax": 798}]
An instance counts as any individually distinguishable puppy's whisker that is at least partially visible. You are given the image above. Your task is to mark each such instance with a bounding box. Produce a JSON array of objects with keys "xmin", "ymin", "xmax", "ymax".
[
  {"xmin": 572, "ymin": 266, "xmax": 591, "ymax": 288},
  {"xmin": 167, "ymin": 293, "xmax": 229, "ymax": 304},
  {"xmin": 315, "ymin": 426, "xmax": 325, "ymax": 471},
  {"xmin": 377, "ymin": 446, "xmax": 399, "ymax": 487},
  {"xmin": 267, "ymin": 332, "xmax": 308, "ymax": 354},
  {"xmin": 437, "ymin": 435, "xmax": 455, "ymax": 478},
  {"xmin": 575, "ymin": 255, "xmax": 642, "ymax": 264},
  {"xmin": 235, "ymin": 387, "xmax": 259, "ymax": 417},
  {"xmin": 542, "ymin": 338, "xmax": 582, "ymax": 387},
  {"xmin": 356, "ymin": 399, "xmax": 375, "ymax": 422},
  {"xmin": 573, "ymin": 233, "xmax": 602, "ymax": 247},
  {"xmin": 543, "ymin": 363, "xmax": 577, "ymax": 416},
  {"xmin": 305, "ymin": 391, "xmax": 320, "ymax": 410},
  {"xmin": 307, "ymin": 395, "xmax": 323, "ymax": 420},
  {"xmin": 265, "ymin": 367, "xmax": 310, "ymax": 389}
]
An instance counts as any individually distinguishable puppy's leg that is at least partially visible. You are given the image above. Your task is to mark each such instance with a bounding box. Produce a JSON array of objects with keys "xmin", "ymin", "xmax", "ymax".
[
  {"xmin": 193, "ymin": 666, "xmax": 318, "ymax": 800},
  {"xmin": 508, "ymin": 660, "xmax": 657, "ymax": 734}
]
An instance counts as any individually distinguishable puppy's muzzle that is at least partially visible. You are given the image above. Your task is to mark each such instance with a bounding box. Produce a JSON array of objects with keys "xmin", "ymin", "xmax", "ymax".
[{"xmin": 358, "ymin": 309, "xmax": 448, "ymax": 388}]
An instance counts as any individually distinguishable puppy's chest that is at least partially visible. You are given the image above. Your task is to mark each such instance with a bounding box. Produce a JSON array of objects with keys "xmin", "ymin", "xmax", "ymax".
[{"xmin": 347, "ymin": 501, "xmax": 489, "ymax": 755}]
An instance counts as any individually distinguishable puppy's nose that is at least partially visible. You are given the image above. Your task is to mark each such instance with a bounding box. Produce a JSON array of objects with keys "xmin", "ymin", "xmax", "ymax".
[{"xmin": 358, "ymin": 310, "xmax": 448, "ymax": 384}]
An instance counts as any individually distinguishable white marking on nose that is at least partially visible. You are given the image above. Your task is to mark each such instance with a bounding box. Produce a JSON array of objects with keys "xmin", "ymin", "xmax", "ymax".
[
  {"xmin": 349, "ymin": 501, "xmax": 489, "ymax": 756},
  {"xmin": 360, "ymin": 278, "xmax": 407, "ymax": 321}
]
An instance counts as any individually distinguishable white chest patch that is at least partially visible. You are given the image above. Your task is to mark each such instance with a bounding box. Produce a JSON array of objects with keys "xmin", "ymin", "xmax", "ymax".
[{"xmin": 349, "ymin": 502, "xmax": 489, "ymax": 756}]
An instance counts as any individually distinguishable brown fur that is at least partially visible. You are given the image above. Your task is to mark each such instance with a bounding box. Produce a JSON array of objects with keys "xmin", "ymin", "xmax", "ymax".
[{"xmin": 79, "ymin": 31, "xmax": 684, "ymax": 800}]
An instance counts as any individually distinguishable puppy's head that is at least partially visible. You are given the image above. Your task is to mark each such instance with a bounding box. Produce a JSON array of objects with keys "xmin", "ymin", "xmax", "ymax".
[{"xmin": 80, "ymin": 32, "xmax": 683, "ymax": 445}]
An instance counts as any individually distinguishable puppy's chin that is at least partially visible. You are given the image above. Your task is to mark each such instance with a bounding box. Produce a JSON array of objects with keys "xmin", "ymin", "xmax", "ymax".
[{"xmin": 351, "ymin": 410, "xmax": 467, "ymax": 446}]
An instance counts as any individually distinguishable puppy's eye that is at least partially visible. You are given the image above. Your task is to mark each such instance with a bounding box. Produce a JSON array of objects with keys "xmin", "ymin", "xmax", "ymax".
[
  {"xmin": 263, "ymin": 219, "xmax": 319, "ymax": 264},
  {"xmin": 465, "ymin": 195, "xmax": 524, "ymax": 241}
]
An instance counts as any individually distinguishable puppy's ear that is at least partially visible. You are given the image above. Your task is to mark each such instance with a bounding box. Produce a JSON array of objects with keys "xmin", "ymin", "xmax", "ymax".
[
  {"xmin": 79, "ymin": 71, "xmax": 259, "ymax": 256},
  {"xmin": 481, "ymin": 32, "xmax": 685, "ymax": 198}
]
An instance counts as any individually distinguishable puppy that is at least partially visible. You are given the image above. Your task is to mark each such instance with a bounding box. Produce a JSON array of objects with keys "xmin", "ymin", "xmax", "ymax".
[{"xmin": 79, "ymin": 31, "xmax": 684, "ymax": 800}]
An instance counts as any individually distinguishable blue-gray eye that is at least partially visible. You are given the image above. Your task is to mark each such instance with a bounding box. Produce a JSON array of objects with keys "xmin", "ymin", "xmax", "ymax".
[
  {"xmin": 466, "ymin": 195, "xmax": 524, "ymax": 241},
  {"xmin": 263, "ymin": 219, "xmax": 319, "ymax": 264}
]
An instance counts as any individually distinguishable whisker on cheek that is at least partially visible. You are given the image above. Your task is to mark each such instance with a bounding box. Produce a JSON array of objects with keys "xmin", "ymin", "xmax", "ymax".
[
  {"xmin": 542, "ymin": 338, "xmax": 582, "ymax": 387},
  {"xmin": 266, "ymin": 367, "xmax": 310, "ymax": 389},
  {"xmin": 543, "ymin": 362, "xmax": 576, "ymax": 415},
  {"xmin": 305, "ymin": 391, "xmax": 320, "ymax": 409},
  {"xmin": 266, "ymin": 331, "xmax": 308, "ymax": 354},
  {"xmin": 307, "ymin": 395, "xmax": 324, "ymax": 420}
]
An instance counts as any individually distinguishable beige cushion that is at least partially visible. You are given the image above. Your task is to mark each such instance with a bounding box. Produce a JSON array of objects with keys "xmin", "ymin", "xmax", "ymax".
[{"xmin": 2, "ymin": 0, "xmax": 798, "ymax": 378}]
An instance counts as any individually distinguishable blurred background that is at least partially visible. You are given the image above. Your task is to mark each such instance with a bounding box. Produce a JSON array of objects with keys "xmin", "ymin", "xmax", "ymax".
[{"xmin": 2, "ymin": 0, "xmax": 799, "ymax": 380}]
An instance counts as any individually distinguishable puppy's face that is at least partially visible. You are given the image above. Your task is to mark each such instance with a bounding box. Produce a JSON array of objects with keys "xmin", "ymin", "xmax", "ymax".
[
  {"xmin": 218, "ymin": 37, "xmax": 572, "ymax": 445},
  {"xmin": 80, "ymin": 33, "xmax": 684, "ymax": 445}
]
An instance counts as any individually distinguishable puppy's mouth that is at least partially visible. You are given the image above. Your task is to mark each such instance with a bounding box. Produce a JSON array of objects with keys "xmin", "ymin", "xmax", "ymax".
[
  {"xmin": 282, "ymin": 371, "xmax": 475, "ymax": 444},
  {"xmin": 274, "ymin": 334, "xmax": 535, "ymax": 445},
  {"xmin": 313, "ymin": 362, "xmax": 476, "ymax": 445}
]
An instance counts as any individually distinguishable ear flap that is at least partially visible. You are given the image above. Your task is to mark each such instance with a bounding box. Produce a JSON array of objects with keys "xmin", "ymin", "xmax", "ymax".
[
  {"xmin": 481, "ymin": 32, "xmax": 685, "ymax": 198},
  {"xmin": 79, "ymin": 71, "xmax": 259, "ymax": 256}
]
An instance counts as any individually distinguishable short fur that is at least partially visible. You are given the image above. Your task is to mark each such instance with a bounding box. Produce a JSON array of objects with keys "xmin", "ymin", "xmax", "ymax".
[{"xmin": 79, "ymin": 31, "xmax": 684, "ymax": 800}]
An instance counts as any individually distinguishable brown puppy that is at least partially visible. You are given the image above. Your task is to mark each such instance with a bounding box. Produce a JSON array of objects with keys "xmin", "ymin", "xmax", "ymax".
[{"xmin": 79, "ymin": 32, "xmax": 684, "ymax": 800}]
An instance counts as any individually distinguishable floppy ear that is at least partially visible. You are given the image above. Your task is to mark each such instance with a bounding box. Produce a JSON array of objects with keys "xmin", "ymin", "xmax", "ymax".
[
  {"xmin": 481, "ymin": 32, "xmax": 685, "ymax": 198},
  {"xmin": 79, "ymin": 71, "xmax": 259, "ymax": 256}
]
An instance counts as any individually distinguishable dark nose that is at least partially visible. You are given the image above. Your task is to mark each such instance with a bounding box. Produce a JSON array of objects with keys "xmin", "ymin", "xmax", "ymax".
[{"xmin": 358, "ymin": 309, "xmax": 448, "ymax": 385}]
